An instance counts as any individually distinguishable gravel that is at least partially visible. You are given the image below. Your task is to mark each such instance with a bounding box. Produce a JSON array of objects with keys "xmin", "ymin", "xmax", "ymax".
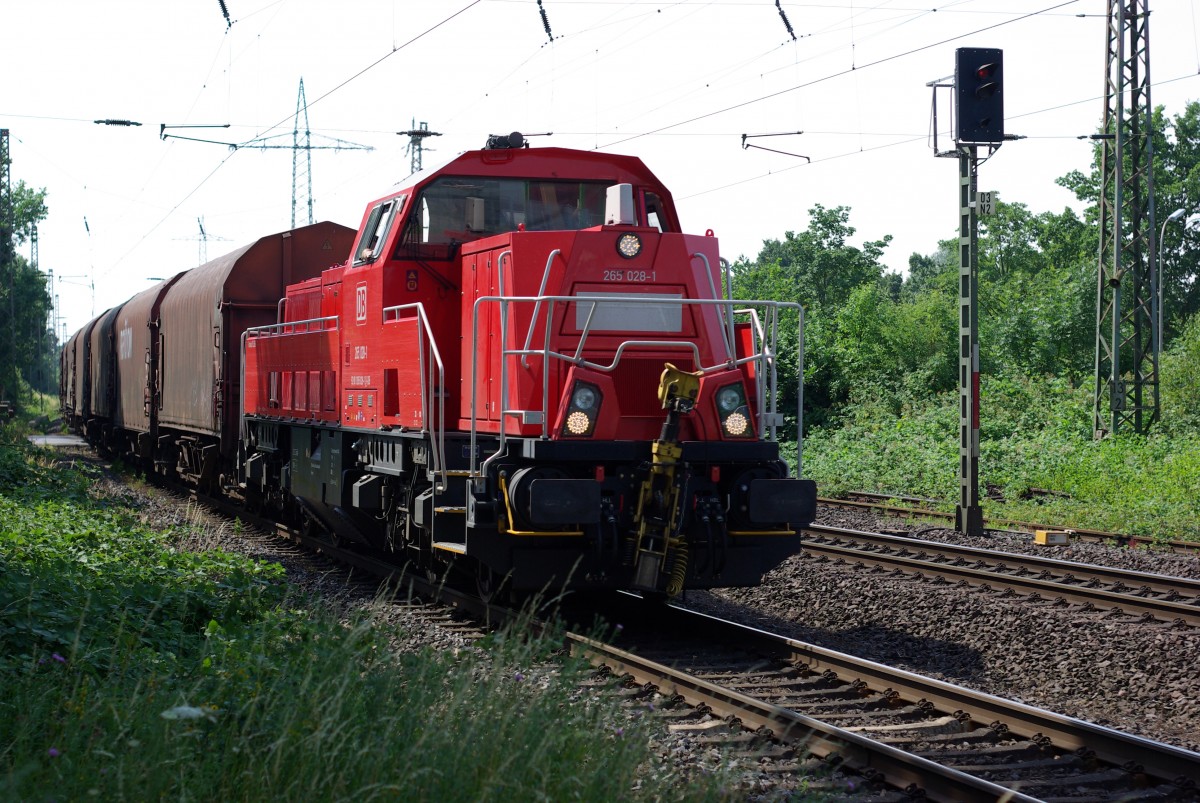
[{"xmin": 685, "ymin": 504, "xmax": 1200, "ymax": 754}]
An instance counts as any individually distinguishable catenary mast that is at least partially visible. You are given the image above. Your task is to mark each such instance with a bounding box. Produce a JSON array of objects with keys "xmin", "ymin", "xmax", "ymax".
[{"xmin": 1093, "ymin": 0, "xmax": 1158, "ymax": 437}]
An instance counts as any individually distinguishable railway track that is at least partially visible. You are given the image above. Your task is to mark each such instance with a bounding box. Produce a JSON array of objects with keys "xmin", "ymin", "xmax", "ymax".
[
  {"xmin": 234, "ymin": 516, "xmax": 1200, "ymax": 799},
  {"xmin": 174, "ymin": 480, "xmax": 1200, "ymax": 800},
  {"xmin": 821, "ymin": 493, "xmax": 1200, "ymax": 553},
  {"xmin": 575, "ymin": 595, "xmax": 1200, "ymax": 801},
  {"xmin": 802, "ymin": 524, "xmax": 1200, "ymax": 628}
]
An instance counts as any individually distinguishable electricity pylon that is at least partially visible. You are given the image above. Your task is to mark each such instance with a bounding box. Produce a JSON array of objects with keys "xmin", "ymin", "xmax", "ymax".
[
  {"xmin": 175, "ymin": 216, "xmax": 230, "ymax": 265},
  {"xmin": 1093, "ymin": 0, "xmax": 1159, "ymax": 437},
  {"xmin": 239, "ymin": 78, "xmax": 373, "ymax": 228},
  {"xmin": 398, "ymin": 120, "xmax": 441, "ymax": 175}
]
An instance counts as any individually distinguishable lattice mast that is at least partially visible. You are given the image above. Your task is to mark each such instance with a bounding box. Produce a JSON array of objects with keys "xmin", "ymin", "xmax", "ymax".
[
  {"xmin": 292, "ymin": 78, "xmax": 313, "ymax": 228},
  {"xmin": 1093, "ymin": 0, "xmax": 1159, "ymax": 437},
  {"xmin": 398, "ymin": 120, "xmax": 441, "ymax": 175}
]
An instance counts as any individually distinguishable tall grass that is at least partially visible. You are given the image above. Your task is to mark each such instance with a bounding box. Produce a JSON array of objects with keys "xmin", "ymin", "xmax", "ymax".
[
  {"xmin": 3, "ymin": 611, "xmax": 700, "ymax": 801},
  {"xmin": 801, "ymin": 373, "xmax": 1200, "ymax": 541},
  {"xmin": 0, "ymin": 431, "xmax": 735, "ymax": 801}
]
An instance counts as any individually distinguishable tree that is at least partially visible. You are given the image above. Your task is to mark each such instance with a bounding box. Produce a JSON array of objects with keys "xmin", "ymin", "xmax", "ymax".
[
  {"xmin": 977, "ymin": 202, "xmax": 1094, "ymax": 381},
  {"xmin": 1059, "ymin": 101, "xmax": 1200, "ymax": 347},
  {"xmin": 0, "ymin": 157, "xmax": 51, "ymax": 403},
  {"xmin": 829, "ymin": 282, "xmax": 957, "ymax": 406},
  {"xmin": 1160, "ymin": 312, "xmax": 1200, "ymax": 433},
  {"xmin": 732, "ymin": 204, "xmax": 894, "ymax": 427},
  {"xmin": 749, "ymin": 204, "xmax": 893, "ymax": 311}
]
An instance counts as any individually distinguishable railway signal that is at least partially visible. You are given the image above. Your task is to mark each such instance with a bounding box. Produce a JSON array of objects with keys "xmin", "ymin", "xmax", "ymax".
[
  {"xmin": 955, "ymin": 48, "xmax": 1004, "ymax": 144},
  {"xmin": 930, "ymin": 47, "xmax": 1008, "ymax": 537}
]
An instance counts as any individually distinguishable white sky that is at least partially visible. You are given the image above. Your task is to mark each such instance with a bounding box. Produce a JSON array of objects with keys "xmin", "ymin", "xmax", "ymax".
[{"xmin": 3, "ymin": 0, "xmax": 1199, "ymax": 339}]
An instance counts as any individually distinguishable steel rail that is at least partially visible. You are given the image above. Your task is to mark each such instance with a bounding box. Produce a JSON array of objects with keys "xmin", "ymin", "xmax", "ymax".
[
  {"xmin": 160, "ymin": 476, "xmax": 1200, "ymax": 800},
  {"xmin": 819, "ymin": 494, "xmax": 1200, "ymax": 552},
  {"xmin": 807, "ymin": 523, "xmax": 1200, "ymax": 597},
  {"xmin": 803, "ymin": 525, "xmax": 1200, "ymax": 627},
  {"xmin": 653, "ymin": 605, "xmax": 1200, "ymax": 794},
  {"xmin": 567, "ymin": 632, "xmax": 1043, "ymax": 803}
]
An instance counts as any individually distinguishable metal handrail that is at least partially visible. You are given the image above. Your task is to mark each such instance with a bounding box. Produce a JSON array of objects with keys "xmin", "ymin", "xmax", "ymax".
[
  {"xmin": 468, "ymin": 293, "xmax": 803, "ymax": 480},
  {"xmin": 691, "ymin": 251, "xmax": 735, "ymax": 362},
  {"xmin": 245, "ymin": 315, "xmax": 339, "ymax": 337},
  {"xmin": 382, "ymin": 302, "xmax": 447, "ymax": 492},
  {"xmin": 520, "ymin": 249, "xmax": 563, "ymax": 368}
]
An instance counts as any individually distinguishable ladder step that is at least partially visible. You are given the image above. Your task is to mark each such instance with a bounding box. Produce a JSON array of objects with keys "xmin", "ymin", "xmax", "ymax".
[
  {"xmin": 435, "ymin": 506, "xmax": 466, "ymax": 514},
  {"xmin": 432, "ymin": 541, "xmax": 466, "ymax": 554}
]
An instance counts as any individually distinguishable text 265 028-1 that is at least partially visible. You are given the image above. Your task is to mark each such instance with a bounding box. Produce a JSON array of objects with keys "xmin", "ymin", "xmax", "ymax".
[{"xmin": 603, "ymin": 270, "xmax": 654, "ymax": 282}]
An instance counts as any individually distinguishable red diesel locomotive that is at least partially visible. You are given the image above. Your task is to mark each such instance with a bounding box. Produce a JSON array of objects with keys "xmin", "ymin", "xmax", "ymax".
[{"xmin": 67, "ymin": 134, "xmax": 816, "ymax": 599}]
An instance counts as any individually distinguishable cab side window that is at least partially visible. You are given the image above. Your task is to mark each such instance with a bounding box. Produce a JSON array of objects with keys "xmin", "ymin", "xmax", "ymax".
[
  {"xmin": 354, "ymin": 196, "xmax": 403, "ymax": 264},
  {"xmin": 644, "ymin": 192, "xmax": 668, "ymax": 232}
]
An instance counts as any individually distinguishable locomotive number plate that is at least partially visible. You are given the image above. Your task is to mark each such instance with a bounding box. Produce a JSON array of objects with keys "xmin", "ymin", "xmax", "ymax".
[{"xmin": 603, "ymin": 269, "xmax": 654, "ymax": 282}]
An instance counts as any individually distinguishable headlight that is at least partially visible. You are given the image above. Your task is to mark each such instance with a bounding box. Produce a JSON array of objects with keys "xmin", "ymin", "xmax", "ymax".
[
  {"xmin": 572, "ymin": 386, "xmax": 597, "ymax": 410},
  {"xmin": 717, "ymin": 385, "xmax": 743, "ymax": 412},
  {"xmin": 561, "ymin": 380, "xmax": 602, "ymax": 437},
  {"xmin": 565, "ymin": 411, "xmax": 592, "ymax": 435},
  {"xmin": 723, "ymin": 411, "xmax": 749, "ymax": 436},
  {"xmin": 715, "ymin": 382, "xmax": 753, "ymax": 438},
  {"xmin": 616, "ymin": 232, "xmax": 642, "ymax": 259}
]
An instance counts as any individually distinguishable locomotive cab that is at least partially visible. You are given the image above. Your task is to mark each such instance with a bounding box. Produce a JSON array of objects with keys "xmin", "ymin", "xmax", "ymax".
[{"xmin": 455, "ymin": 181, "xmax": 814, "ymax": 595}]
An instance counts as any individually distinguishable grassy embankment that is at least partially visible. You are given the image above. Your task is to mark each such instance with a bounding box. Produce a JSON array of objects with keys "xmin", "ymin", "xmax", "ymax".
[
  {"xmin": 801, "ymin": 373, "xmax": 1200, "ymax": 541},
  {"xmin": 0, "ymin": 428, "xmax": 739, "ymax": 801}
]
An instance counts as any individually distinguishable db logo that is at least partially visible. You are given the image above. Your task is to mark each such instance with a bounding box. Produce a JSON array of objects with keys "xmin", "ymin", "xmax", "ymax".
[{"xmin": 355, "ymin": 283, "xmax": 368, "ymax": 323}]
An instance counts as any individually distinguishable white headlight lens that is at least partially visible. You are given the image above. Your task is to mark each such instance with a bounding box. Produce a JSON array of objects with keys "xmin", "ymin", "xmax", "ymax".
[
  {"xmin": 723, "ymin": 411, "xmax": 749, "ymax": 436},
  {"xmin": 572, "ymin": 386, "xmax": 597, "ymax": 410},
  {"xmin": 717, "ymin": 385, "xmax": 743, "ymax": 412}
]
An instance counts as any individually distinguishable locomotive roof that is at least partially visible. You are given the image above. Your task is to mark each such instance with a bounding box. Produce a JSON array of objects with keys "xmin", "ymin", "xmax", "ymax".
[{"xmin": 392, "ymin": 146, "xmax": 672, "ymax": 199}]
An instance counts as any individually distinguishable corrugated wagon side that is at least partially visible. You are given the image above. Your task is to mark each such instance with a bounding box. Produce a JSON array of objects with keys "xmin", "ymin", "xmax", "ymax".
[
  {"xmin": 155, "ymin": 222, "xmax": 354, "ymax": 488},
  {"xmin": 86, "ymin": 306, "xmax": 122, "ymax": 444}
]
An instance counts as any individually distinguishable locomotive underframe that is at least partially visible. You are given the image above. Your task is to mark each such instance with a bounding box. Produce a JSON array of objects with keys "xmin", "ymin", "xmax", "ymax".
[{"xmin": 239, "ymin": 417, "xmax": 810, "ymax": 595}]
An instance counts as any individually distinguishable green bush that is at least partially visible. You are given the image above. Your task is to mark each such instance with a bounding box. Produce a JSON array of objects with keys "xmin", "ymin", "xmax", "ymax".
[
  {"xmin": 802, "ymin": 373, "xmax": 1200, "ymax": 541},
  {"xmin": 1162, "ymin": 314, "xmax": 1200, "ymax": 434}
]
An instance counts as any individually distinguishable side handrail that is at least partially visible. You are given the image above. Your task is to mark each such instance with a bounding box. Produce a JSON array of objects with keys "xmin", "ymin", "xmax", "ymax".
[
  {"xmin": 382, "ymin": 302, "xmax": 447, "ymax": 492},
  {"xmin": 245, "ymin": 315, "xmax": 339, "ymax": 338},
  {"xmin": 691, "ymin": 252, "xmax": 736, "ymax": 362},
  {"xmin": 736, "ymin": 306, "xmax": 770, "ymax": 439},
  {"xmin": 520, "ymin": 248, "xmax": 563, "ymax": 368}
]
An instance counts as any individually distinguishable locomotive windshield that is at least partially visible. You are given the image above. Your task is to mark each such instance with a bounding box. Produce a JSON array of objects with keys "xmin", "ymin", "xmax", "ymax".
[{"xmin": 396, "ymin": 176, "xmax": 649, "ymax": 260}]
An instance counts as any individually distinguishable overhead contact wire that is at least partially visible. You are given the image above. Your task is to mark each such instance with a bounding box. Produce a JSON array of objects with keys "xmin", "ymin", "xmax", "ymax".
[{"xmin": 598, "ymin": 0, "xmax": 1082, "ymax": 150}]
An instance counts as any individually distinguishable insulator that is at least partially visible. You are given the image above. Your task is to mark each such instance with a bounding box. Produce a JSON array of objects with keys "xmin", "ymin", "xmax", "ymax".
[
  {"xmin": 775, "ymin": 0, "xmax": 796, "ymax": 41},
  {"xmin": 537, "ymin": 0, "xmax": 553, "ymax": 41}
]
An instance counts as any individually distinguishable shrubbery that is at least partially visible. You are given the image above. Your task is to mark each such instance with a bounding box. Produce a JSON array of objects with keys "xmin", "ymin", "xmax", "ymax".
[{"xmin": 802, "ymin": 369, "xmax": 1200, "ymax": 541}]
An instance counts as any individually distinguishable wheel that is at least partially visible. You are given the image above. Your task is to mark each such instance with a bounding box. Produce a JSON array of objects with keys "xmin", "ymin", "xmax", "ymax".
[{"xmin": 476, "ymin": 562, "xmax": 509, "ymax": 606}]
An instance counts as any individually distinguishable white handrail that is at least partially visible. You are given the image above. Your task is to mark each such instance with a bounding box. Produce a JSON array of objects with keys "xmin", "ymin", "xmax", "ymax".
[
  {"xmin": 520, "ymin": 248, "xmax": 562, "ymax": 369},
  {"xmin": 691, "ymin": 251, "xmax": 735, "ymax": 362},
  {"xmin": 245, "ymin": 315, "xmax": 339, "ymax": 337},
  {"xmin": 467, "ymin": 292, "xmax": 803, "ymax": 478},
  {"xmin": 382, "ymin": 302, "xmax": 447, "ymax": 492}
]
